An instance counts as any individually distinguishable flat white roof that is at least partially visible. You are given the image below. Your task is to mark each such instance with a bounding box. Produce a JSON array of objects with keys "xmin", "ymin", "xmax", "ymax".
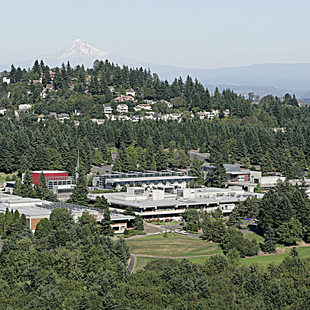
[
  {"xmin": 31, "ymin": 170, "xmax": 67, "ymax": 174},
  {"xmin": 103, "ymin": 192, "xmax": 263, "ymax": 209},
  {"xmin": 106, "ymin": 176, "xmax": 195, "ymax": 183}
]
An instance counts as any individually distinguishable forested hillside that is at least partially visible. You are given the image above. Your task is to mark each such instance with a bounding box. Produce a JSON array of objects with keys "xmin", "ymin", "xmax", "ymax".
[
  {"xmin": 0, "ymin": 60, "xmax": 310, "ymax": 177},
  {"xmin": 1, "ymin": 211, "xmax": 310, "ymax": 309}
]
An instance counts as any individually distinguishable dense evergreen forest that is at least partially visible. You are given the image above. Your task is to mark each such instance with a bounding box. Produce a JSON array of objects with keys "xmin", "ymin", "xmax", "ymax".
[
  {"xmin": 1, "ymin": 59, "xmax": 310, "ymax": 177},
  {"xmin": 1, "ymin": 207, "xmax": 310, "ymax": 309}
]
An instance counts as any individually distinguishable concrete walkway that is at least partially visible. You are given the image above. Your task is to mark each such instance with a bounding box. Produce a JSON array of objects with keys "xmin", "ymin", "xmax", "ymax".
[{"xmin": 128, "ymin": 254, "xmax": 136, "ymax": 273}]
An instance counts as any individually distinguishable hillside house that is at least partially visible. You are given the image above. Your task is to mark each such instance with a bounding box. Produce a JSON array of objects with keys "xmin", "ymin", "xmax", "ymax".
[
  {"xmin": 18, "ymin": 104, "xmax": 32, "ymax": 111},
  {"xmin": 134, "ymin": 104, "xmax": 152, "ymax": 112},
  {"xmin": 114, "ymin": 95, "xmax": 136, "ymax": 103},
  {"xmin": 104, "ymin": 105, "xmax": 113, "ymax": 115},
  {"xmin": 57, "ymin": 113, "xmax": 70, "ymax": 122},
  {"xmin": 2, "ymin": 77, "xmax": 10, "ymax": 84},
  {"xmin": 116, "ymin": 104, "xmax": 129, "ymax": 113},
  {"xmin": 0, "ymin": 107, "xmax": 6, "ymax": 116},
  {"xmin": 125, "ymin": 88, "xmax": 136, "ymax": 97}
]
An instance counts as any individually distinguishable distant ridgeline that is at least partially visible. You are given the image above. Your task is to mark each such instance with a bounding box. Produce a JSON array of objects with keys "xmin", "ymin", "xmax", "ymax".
[{"xmin": 0, "ymin": 60, "xmax": 309, "ymax": 178}]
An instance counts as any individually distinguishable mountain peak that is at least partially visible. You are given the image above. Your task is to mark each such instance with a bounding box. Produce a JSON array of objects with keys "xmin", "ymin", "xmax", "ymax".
[
  {"xmin": 41, "ymin": 39, "xmax": 109, "ymax": 66},
  {"xmin": 72, "ymin": 38, "xmax": 84, "ymax": 44}
]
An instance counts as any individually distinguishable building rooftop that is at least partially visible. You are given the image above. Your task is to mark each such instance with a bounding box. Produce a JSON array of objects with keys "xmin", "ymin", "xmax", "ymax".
[
  {"xmin": 105, "ymin": 175, "xmax": 195, "ymax": 183},
  {"xmin": 102, "ymin": 188, "xmax": 263, "ymax": 210},
  {"xmin": 31, "ymin": 170, "xmax": 68, "ymax": 174}
]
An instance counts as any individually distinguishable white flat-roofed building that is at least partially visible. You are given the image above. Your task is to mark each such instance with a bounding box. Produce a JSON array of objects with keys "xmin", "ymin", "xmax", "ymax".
[
  {"xmin": 0, "ymin": 193, "xmax": 133, "ymax": 233},
  {"xmin": 94, "ymin": 187, "xmax": 263, "ymax": 221},
  {"xmin": 92, "ymin": 171, "xmax": 194, "ymax": 190}
]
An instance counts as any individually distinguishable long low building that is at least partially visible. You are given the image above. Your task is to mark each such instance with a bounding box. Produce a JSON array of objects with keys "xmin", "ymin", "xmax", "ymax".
[
  {"xmin": 92, "ymin": 170, "xmax": 195, "ymax": 190},
  {"xmin": 0, "ymin": 193, "xmax": 134, "ymax": 233},
  {"xmin": 97, "ymin": 186, "xmax": 263, "ymax": 221}
]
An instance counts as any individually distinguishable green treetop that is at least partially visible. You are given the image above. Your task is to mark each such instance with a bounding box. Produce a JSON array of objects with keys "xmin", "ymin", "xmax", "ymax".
[{"xmin": 68, "ymin": 173, "xmax": 89, "ymax": 206}]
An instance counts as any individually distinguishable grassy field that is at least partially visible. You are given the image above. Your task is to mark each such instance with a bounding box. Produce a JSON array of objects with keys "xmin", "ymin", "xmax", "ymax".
[
  {"xmin": 134, "ymin": 246, "xmax": 310, "ymax": 271},
  {"xmin": 130, "ymin": 233, "xmax": 310, "ymax": 272},
  {"xmin": 241, "ymin": 246, "xmax": 310, "ymax": 267},
  {"xmin": 127, "ymin": 233, "xmax": 222, "ymax": 257},
  {"xmin": 134, "ymin": 257, "xmax": 161, "ymax": 272}
]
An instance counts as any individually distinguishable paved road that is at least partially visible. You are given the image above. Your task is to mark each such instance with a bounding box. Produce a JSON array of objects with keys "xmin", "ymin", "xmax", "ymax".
[
  {"xmin": 163, "ymin": 223, "xmax": 204, "ymax": 239},
  {"xmin": 189, "ymin": 150, "xmax": 210, "ymax": 162},
  {"xmin": 128, "ymin": 254, "xmax": 136, "ymax": 273}
]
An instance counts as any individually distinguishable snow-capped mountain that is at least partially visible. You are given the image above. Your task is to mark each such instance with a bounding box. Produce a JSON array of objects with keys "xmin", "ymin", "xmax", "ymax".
[
  {"xmin": 2, "ymin": 39, "xmax": 310, "ymax": 97},
  {"xmin": 41, "ymin": 39, "xmax": 109, "ymax": 68}
]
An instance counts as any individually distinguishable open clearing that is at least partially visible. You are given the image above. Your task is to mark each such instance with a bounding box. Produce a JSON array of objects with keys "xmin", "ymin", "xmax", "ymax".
[
  {"xmin": 129, "ymin": 233, "xmax": 310, "ymax": 272},
  {"xmin": 126, "ymin": 233, "xmax": 222, "ymax": 257}
]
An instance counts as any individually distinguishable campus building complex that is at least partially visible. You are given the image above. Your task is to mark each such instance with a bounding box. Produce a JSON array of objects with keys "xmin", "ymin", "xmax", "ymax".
[
  {"xmin": 0, "ymin": 193, "xmax": 134, "ymax": 234},
  {"xmin": 202, "ymin": 164, "xmax": 286, "ymax": 192},
  {"xmin": 92, "ymin": 171, "xmax": 195, "ymax": 190},
  {"xmin": 92, "ymin": 186, "xmax": 264, "ymax": 221},
  {"xmin": 26, "ymin": 171, "xmax": 76, "ymax": 201}
]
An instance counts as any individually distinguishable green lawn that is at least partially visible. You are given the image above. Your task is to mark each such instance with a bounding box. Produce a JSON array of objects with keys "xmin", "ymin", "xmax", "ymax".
[
  {"xmin": 134, "ymin": 247, "xmax": 310, "ymax": 272},
  {"xmin": 134, "ymin": 257, "xmax": 161, "ymax": 272},
  {"xmin": 241, "ymin": 246, "xmax": 310, "ymax": 267},
  {"xmin": 127, "ymin": 233, "xmax": 222, "ymax": 257},
  {"xmin": 130, "ymin": 233, "xmax": 310, "ymax": 272}
]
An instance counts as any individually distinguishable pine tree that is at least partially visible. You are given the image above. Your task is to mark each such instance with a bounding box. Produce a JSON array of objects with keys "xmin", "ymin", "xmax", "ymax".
[
  {"xmin": 155, "ymin": 146, "xmax": 167, "ymax": 171},
  {"xmin": 21, "ymin": 170, "xmax": 35, "ymax": 198},
  {"xmin": 13, "ymin": 178, "xmax": 22, "ymax": 196},
  {"xmin": 227, "ymin": 209, "xmax": 242, "ymax": 227},
  {"xmin": 95, "ymin": 196, "xmax": 109, "ymax": 209},
  {"xmin": 101, "ymin": 208, "xmax": 114, "ymax": 236},
  {"xmin": 68, "ymin": 173, "xmax": 88, "ymax": 206},
  {"xmin": 150, "ymin": 155, "xmax": 157, "ymax": 171},
  {"xmin": 133, "ymin": 215, "xmax": 144, "ymax": 231},
  {"xmin": 190, "ymin": 156, "xmax": 203, "ymax": 186},
  {"xmin": 113, "ymin": 145, "xmax": 129, "ymax": 172},
  {"xmin": 35, "ymin": 172, "xmax": 57, "ymax": 201},
  {"xmin": 108, "ymin": 149, "xmax": 113, "ymax": 165},
  {"xmin": 261, "ymin": 225, "xmax": 276, "ymax": 253},
  {"xmin": 205, "ymin": 163, "xmax": 227, "ymax": 188}
]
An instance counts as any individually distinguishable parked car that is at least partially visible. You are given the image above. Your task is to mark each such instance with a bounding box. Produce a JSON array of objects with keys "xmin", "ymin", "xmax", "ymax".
[{"xmin": 180, "ymin": 230, "xmax": 188, "ymax": 235}]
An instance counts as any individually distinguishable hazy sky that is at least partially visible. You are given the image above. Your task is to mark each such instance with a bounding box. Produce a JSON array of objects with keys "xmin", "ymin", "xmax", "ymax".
[{"xmin": 1, "ymin": 0, "xmax": 310, "ymax": 69}]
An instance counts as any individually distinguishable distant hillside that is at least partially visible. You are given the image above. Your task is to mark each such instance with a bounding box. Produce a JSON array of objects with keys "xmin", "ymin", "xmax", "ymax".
[{"xmin": 1, "ymin": 39, "xmax": 310, "ymax": 97}]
